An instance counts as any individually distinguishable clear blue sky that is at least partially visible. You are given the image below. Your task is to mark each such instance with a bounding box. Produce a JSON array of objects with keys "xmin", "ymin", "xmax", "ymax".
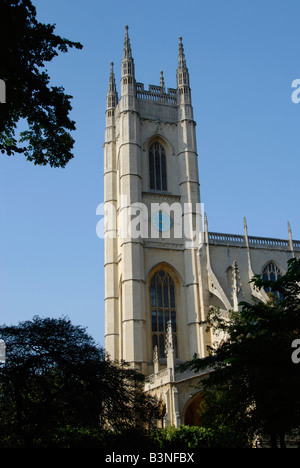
[{"xmin": 0, "ymin": 0, "xmax": 299, "ymax": 346}]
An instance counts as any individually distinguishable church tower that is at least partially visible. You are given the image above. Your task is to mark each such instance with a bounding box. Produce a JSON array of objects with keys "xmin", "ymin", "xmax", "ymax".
[
  {"xmin": 103, "ymin": 26, "xmax": 300, "ymax": 427},
  {"xmin": 104, "ymin": 26, "xmax": 204, "ymax": 375}
]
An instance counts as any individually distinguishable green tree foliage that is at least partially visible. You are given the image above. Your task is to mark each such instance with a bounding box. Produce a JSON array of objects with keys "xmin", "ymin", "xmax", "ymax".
[
  {"xmin": 0, "ymin": 0, "xmax": 83, "ymax": 167},
  {"xmin": 0, "ymin": 316, "xmax": 161, "ymax": 448},
  {"xmin": 184, "ymin": 258, "xmax": 300, "ymax": 448},
  {"xmin": 151, "ymin": 425, "xmax": 222, "ymax": 450}
]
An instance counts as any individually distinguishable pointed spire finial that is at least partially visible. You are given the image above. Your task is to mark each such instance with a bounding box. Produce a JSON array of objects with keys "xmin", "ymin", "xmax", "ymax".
[
  {"xmin": 109, "ymin": 61, "xmax": 115, "ymax": 87},
  {"xmin": 204, "ymin": 212, "xmax": 209, "ymax": 244},
  {"xmin": 153, "ymin": 345, "xmax": 159, "ymax": 374},
  {"xmin": 160, "ymin": 70, "xmax": 165, "ymax": 91},
  {"xmin": 288, "ymin": 221, "xmax": 295, "ymax": 257},
  {"xmin": 165, "ymin": 321, "xmax": 175, "ymax": 358},
  {"xmin": 177, "ymin": 35, "xmax": 190, "ymax": 90},
  {"xmin": 121, "ymin": 25, "xmax": 135, "ymax": 87},
  {"xmin": 123, "ymin": 24, "xmax": 132, "ymax": 59},
  {"xmin": 165, "ymin": 321, "xmax": 175, "ymax": 380},
  {"xmin": 244, "ymin": 216, "xmax": 249, "ymax": 249},
  {"xmin": 106, "ymin": 61, "xmax": 118, "ymax": 110},
  {"xmin": 178, "ymin": 36, "xmax": 187, "ymax": 69}
]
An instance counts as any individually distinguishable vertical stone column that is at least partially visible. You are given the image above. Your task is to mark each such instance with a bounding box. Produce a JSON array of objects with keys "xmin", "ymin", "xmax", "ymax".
[
  {"xmin": 197, "ymin": 213, "xmax": 211, "ymax": 358},
  {"xmin": 118, "ymin": 26, "xmax": 146, "ymax": 372},
  {"xmin": 104, "ymin": 63, "xmax": 119, "ymax": 360},
  {"xmin": 177, "ymin": 37, "xmax": 202, "ymax": 357}
]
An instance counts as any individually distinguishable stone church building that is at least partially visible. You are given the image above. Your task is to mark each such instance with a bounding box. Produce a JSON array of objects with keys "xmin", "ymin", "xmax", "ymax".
[{"xmin": 103, "ymin": 26, "xmax": 300, "ymax": 427}]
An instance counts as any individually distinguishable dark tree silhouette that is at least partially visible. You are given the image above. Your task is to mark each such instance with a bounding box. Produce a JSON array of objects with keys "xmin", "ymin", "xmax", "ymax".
[
  {"xmin": 184, "ymin": 258, "xmax": 300, "ymax": 448},
  {"xmin": 0, "ymin": 0, "xmax": 82, "ymax": 167},
  {"xmin": 0, "ymin": 316, "xmax": 161, "ymax": 447}
]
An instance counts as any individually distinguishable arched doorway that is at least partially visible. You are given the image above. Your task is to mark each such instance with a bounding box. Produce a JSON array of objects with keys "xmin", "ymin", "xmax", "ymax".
[{"xmin": 183, "ymin": 392, "xmax": 204, "ymax": 427}]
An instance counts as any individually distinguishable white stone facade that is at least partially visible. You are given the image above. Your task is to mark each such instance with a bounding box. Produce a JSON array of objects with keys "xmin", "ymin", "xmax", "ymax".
[{"xmin": 104, "ymin": 27, "xmax": 300, "ymax": 427}]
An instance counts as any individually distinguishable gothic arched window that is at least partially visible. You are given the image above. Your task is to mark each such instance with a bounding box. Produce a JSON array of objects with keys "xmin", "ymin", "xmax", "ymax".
[
  {"xmin": 150, "ymin": 270, "xmax": 177, "ymax": 358},
  {"xmin": 149, "ymin": 142, "xmax": 167, "ymax": 191},
  {"xmin": 262, "ymin": 262, "xmax": 283, "ymax": 299}
]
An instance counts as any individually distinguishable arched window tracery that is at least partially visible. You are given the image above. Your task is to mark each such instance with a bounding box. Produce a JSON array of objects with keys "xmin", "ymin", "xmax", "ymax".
[
  {"xmin": 150, "ymin": 270, "xmax": 177, "ymax": 358},
  {"xmin": 262, "ymin": 262, "xmax": 283, "ymax": 299}
]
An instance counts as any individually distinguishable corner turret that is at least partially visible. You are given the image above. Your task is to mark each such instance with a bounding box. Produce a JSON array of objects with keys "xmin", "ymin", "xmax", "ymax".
[
  {"xmin": 176, "ymin": 36, "xmax": 191, "ymax": 108},
  {"xmin": 106, "ymin": 62, "xmax": 118, "ymax": 113},
  {"xmin": 121, "ymin": 25, "xmax": 136, "ymax": 99}
]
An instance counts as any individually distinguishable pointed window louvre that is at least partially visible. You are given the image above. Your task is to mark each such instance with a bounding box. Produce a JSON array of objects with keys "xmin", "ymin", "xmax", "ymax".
[{"xmin": 149, "ymin": 142, "xmax": 167, "ymax": 191}]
